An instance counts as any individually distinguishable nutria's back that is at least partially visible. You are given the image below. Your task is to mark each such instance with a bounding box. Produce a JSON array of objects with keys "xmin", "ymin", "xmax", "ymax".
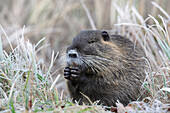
[{"xmin": 64, "ymin": 30, "xmax": 148, "ymax": 106}]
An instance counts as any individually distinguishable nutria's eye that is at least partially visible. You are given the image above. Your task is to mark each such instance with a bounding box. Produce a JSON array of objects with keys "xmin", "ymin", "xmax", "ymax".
[
  {"xmin": 102, "ymin": 31, "xmax": 110, "ymax": 41},
  {"xmin": 88, "ymin": 40, "xmax": 95, "ymax": 44}
]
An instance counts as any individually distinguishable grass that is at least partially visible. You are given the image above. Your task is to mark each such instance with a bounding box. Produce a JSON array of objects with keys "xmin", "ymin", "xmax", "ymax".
[{"xmin": 0, "ymin": 0, "xmax": 170, "ymax": 113}]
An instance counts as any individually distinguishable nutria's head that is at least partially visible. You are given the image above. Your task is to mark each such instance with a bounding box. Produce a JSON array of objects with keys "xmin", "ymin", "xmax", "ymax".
[
  {"xmin": 66, "ymin": 30, "xmax": 147, "ymax": 79},
  {"xmin": 66, "ymin": 30, "xmax": 124, "ymax": 75}
]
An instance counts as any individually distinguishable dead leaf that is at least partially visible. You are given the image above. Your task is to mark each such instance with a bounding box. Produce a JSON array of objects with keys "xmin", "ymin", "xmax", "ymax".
[{"xmin": 116, "ymin": 100, "xmax": 134, "ymax": 113}]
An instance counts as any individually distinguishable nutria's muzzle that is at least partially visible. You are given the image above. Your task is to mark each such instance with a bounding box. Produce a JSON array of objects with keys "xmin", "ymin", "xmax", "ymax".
[{"xmin": 66, "ymin": 49, "xmax": 82, "ymax": 66}]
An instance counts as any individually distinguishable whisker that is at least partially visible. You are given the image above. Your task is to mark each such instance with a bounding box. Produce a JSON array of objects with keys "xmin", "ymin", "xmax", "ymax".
[
  {"xmin": 81, "ymin": 56, "xmax": 110, "ymax": 74},
  {"xmin": 83, "ymin": 55, "xmax": 114, "ymax": 63},
  {"xmin": 57, "ymin": 54, "xmax": 67, "ymax": 66},
  {"xmin": 82, "ymin": 58, "xmax": 96, "ymax": 74}
]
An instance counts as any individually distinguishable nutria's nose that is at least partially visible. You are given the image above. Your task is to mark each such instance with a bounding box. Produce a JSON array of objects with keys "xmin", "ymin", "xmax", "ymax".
[
  {"xmin": 69, "ymin": 53, "xmax": 77, "ymax": 58},
  {"xmin": 68, "ymin": 50, "xmax": 78, "ymax": 58}
]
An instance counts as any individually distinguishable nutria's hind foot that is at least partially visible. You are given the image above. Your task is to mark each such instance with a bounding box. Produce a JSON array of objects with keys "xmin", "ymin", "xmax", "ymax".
[{"xmin": 64, "ymin": 66, "xmax": 81, "ymax": 81}]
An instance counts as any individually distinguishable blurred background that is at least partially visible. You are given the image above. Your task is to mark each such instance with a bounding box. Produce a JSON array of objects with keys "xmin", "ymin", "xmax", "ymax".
[
  {"xmin": 0, "ymin": 0, "xmax": 169, "ymax": 97},
  {"xmin": 0, "ymin": 0, "xmax": 169, "ymax": 53}
]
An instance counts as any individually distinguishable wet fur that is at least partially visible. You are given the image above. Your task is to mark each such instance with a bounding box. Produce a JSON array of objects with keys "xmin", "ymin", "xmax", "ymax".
[{"xmin": 65, "ymin": 30, "xmax": 147, "ymax": 106}]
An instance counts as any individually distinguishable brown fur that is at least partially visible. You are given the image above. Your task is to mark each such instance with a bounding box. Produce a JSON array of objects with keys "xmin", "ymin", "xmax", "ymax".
[{"xmin": 65, "ymin": 30, "xmax": 148, "ymax": 106}]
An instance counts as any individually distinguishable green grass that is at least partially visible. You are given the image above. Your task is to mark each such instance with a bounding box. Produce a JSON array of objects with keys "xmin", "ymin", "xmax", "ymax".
[{"xmin": 0, "ymin": 0, "xmax": 170, "ymax": 113}]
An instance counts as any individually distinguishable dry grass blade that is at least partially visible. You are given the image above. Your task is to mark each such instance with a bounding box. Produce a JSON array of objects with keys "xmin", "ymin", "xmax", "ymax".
[
  {"xmin": 80, "ymin": 0, "xmax": 97, "ymax": 30},
  {"xmin": 151, "ymin": 2, "xmax": 170, "ymax": 20},
  {"xmin": 79, "ymin": 92, "xmax": 93, "ymax": 105},
  {"xmin": 50, "ymin": 74, "xmax": 61, "ymax": 91},
  {"xmin": 0, "ymin": 25, "xmax": 13, "ymax": 51}
]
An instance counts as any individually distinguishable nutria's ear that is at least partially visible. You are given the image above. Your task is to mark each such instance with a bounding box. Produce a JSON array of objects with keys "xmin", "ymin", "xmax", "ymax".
[{"xmin": 102, "ymin": 31, "xmax": 110, "ymax": 41}]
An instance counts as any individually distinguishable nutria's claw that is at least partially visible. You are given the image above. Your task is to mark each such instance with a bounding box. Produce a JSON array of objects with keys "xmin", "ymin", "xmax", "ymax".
[
  {"xmin": 64, "ymin": 67, "xmax": 71, "ymax": 79},
  {"xmin": 64, "ymin": 66, "xmax": 81, "ymax": 80}
]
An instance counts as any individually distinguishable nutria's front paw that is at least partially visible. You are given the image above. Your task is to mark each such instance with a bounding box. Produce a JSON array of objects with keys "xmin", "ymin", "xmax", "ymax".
[{"xmin": 64, "ymin": 66, "xmax": 81, "ymax": 81}]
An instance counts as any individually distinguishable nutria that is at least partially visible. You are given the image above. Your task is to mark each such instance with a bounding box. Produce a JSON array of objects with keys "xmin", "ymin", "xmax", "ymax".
[{"xmin": 64, "ymin": 30, "xmax": 147, "ymax": 106}]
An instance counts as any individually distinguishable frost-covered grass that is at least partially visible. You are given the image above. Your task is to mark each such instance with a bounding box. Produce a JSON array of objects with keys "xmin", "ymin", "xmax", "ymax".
[{"xmin": 0, "ymin": 27, "xmax": 107, "ymax": 112}]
